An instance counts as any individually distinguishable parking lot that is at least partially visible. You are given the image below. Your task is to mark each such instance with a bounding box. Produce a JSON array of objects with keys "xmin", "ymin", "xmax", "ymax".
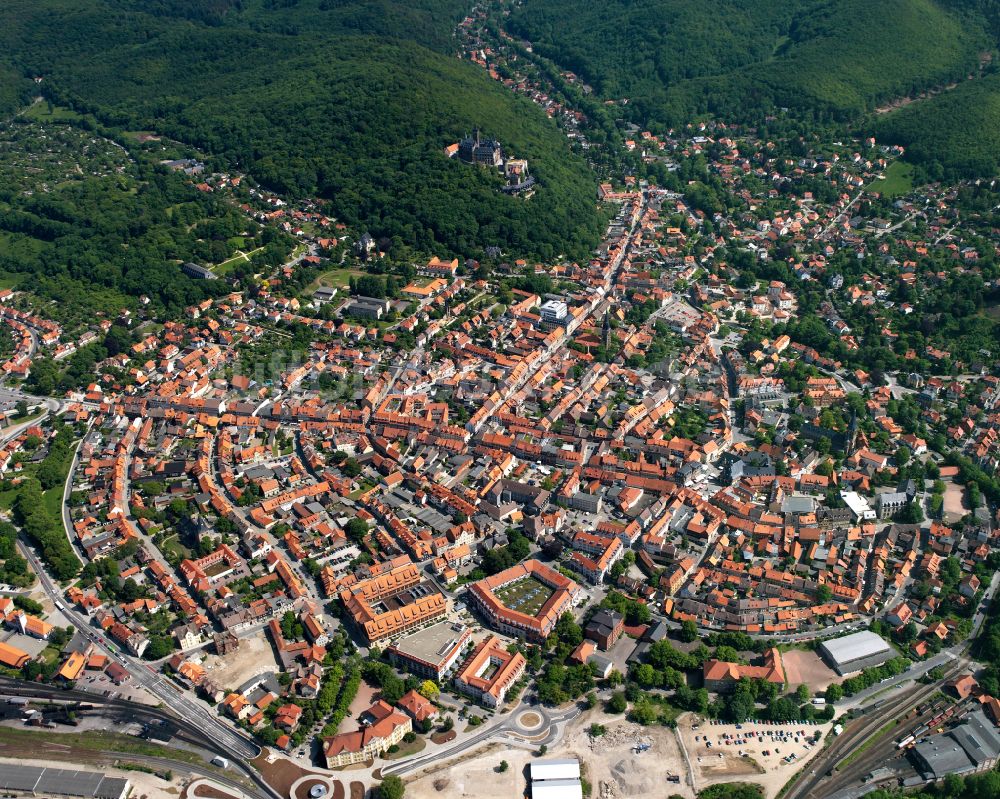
[
  {"xmin": 76, "ymin": 664, "xmax": 153, "ymax": 705},
  {"xmin": 680, "ymin": 717, "xmax": 832, "ymax": 796}
]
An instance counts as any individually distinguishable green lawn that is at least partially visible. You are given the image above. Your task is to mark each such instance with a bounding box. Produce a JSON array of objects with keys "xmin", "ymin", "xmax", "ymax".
[
  {"xmin": 5, "ymin": 410, "xmax": 44, "ymax": 427},
  {"xmin": 0, "ymin": 270, "xmax": 24, "ymax": 290},
  {"xmin": 42, "ymin": 484, "xmax": 63, "ymax": 521},
  {"xmin": 870, "ymin": 161, "xmax": 914, "ymax": 198},
  {"xmin": 0, "ymin": 232, "xmax": 46, "ymax": 265},
  {"xmin": 383, "ymin": 737, "xmax": 426, "ymax": 759},
  {"xmin": 37, "ymin": 438, "xmax": 79, "ymax": 527}
]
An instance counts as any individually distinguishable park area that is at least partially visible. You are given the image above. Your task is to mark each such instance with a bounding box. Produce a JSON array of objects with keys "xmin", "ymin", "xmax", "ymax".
[
  {"xmin": 307, "ymin": 267, "xmax": 363, "ymax": 295},
  {"xmin": 494, "ymin": 576, "xmax": 555, "ymax": 617}
]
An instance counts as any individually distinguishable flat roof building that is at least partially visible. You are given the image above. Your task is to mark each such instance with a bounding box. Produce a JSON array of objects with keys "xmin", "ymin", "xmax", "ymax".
[
  {"xmin": 540, "ymin": 300, "xmax": 568, "ymax": 324},
  {"xmin": 385, "ymin": 621, "xmax": 472, "ymax": 681},
  {"xmin": 181, "ymin": 262, "xmax": 217, "ymax": 280},
  {"xmin": 530, "ymin": 759, "xmax": 581, "ymax": 781},
  {"xmin": 531, "ymin": 779, "xmax": 584, "ymax": 799},
  {"xmin": 530, "ymin": 758, "xmax": 582, "ymax": 799},
  {"xmin": 840, "ymin": 490, "xmax": 876, "ymax": 521},
  {"xmin": 819, "ymin": 631, "xmax": 893, "ymax": 675},
  {"xmin": 345, "ymin": 296, "xmax": 391, "ymax": 320},
  {"xmin": 658, "ymin": 296, "xmax": 702, "ymax": 334}
]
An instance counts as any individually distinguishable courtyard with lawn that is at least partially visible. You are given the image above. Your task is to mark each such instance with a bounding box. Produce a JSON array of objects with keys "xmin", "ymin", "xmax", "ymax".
[{"xmin": 493, "ymin": 576, "xmax": 555, "ymax": 618}]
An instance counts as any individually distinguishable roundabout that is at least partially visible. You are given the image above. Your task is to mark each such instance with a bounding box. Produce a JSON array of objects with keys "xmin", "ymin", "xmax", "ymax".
[
  {"xmin": 289, "ymin": 773, "xmax": 340, "ymax": 799},
  {"xmin": 514, "ymin": 711, "xmax": 544, "ymax": 732}
]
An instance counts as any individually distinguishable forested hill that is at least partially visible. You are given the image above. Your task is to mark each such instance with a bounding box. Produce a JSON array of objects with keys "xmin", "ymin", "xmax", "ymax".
[
  {"xmin": 0, "ymin": 65, "xmax": 32, "ymax": 120},
  {"xmin": 874, "ymin": 73, "xmax": 1000, "ymax": 179},
  {"xmin": 872, "ymin": 0, "xmax": 1000, "ymax": 179},
  {"xmin": 0, "ymin": 0, "xmax": 605, "ymax": 263},
  {"xmin": 507, "ymin": 0, "xmax": 989, "ymax": 127}
]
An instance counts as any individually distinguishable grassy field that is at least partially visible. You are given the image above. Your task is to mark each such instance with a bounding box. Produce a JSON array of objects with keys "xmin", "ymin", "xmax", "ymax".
[
  {"xmin": 870, "ymin": 161, "xmax": 914, "ymax": 198},
  {"xmin": 982, "ymin": 304, "xmax": 1000, "ymax": 322},
  {"xmin": 383, "ymin": 736, "xmax": 426, "ymax": 759},
  {"xmin": 307, "ymin": 266, "xmax": 363, "ymax": 294},
  {"xmin": 160, "ymin": 533, "xmax": 192, "ymax": 561},
  {"xmin": 0, "ymin": 725, "xmax": 209, "ymax": 767},
  {"xmin": 348, "ymin": 480, "xmax": 376, "ymax": 499},
  {"xmin": 0, "ymin": 270, "xmax": 24, "ymax": 290},
  {"xmin": 2, "ymin": 409, "xmax": 43, "ymax": 428},
  {"xmin": 22, "ymin": 102, "xmax": 85, "ymax": 124},
  {"xmin": 0, "ymin": 233, "xmax": 45, "ymax": 267},
  {"xmin": 212, "ymin": 247, "xmax": 264, "ymax": 276},
  {"xmin": 42, "ymin": 484, "xmax": 63, "ymax": 521},
  {"xmin": 39, "ymin": 438, "xmax": 78, "ymax": 523}
]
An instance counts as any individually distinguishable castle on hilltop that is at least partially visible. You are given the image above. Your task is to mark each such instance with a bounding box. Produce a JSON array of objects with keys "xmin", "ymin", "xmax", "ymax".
[
  {"xmin": 446, "ymin": 129, "xmax": 535, "ymax": 196},
  {"xmin": 458, "ymin": 128, "xmax": 503, "ymax": 166}
]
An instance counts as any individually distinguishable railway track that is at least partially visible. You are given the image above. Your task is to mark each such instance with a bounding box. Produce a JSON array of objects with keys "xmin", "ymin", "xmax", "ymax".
[
  {"xmin": 784, "ymin": 656, "xmax": 967, "ymax": 799},
  {"xmin": 0, "ymin": 677, "xmax": 279, "ymax": 799},
  {"xmin": 816, "ymin": 696, "xmax": 952, "ymax": 797}
]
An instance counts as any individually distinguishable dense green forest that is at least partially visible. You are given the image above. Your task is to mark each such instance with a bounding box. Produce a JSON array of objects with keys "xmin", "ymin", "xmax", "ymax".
[
  {"xmin": 0, "ymin": 0, "xmax": 604, "ymax": 263},
  {"xmin": 875, "ymin": 73, "xmax": 1000, "ymax": 178},
  {"xmin": 508, "ymin": 0, "xmax": 988, "ymax": 126},
  {"xmin": 0, "ymin": 65, "xmax": 32, "ymax": 118},
  {"xmin": 507, "ymin": 0, "xmax": 795, "ymax": 103}
]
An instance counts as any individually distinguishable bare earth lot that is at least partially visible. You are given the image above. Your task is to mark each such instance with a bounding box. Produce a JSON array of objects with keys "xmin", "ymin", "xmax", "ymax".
[
  {"xmin": 337, "ymin": 681, "xmax": 378, "ymax": 734},
  {"xmin": 404, "ymin": 709, "xmax": 830, "ymax": 799},
  {"xmin": 405, "ymin": 741, "xmax": 533, "ymax": 799},
  {"xmin": 943, "ymin": 482, "xmax": 967, "ymax": 523},
  {"xmin": 200, "ymin": 630, "xmax": 279, "ymax": 688},
  {"xmin": 780, "ymin": 649, "xmax": 839, "ymax": 692}
]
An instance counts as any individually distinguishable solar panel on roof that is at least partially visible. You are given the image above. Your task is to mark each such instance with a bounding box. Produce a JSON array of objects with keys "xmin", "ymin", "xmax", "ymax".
[
  {"xmin": 95, "ymin": 777, "xmax": 131, "ymax": 799},
  {"xmin": 0, "ymin": 764, "xmax": 43, "ymax": 791},
  {"xmin": 0, "ymin": 763, "xmax": 129, "ymax": 799},
  {"xmin": 39, "ymin": 770, "xmax": 104, "ymax": 795}
]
